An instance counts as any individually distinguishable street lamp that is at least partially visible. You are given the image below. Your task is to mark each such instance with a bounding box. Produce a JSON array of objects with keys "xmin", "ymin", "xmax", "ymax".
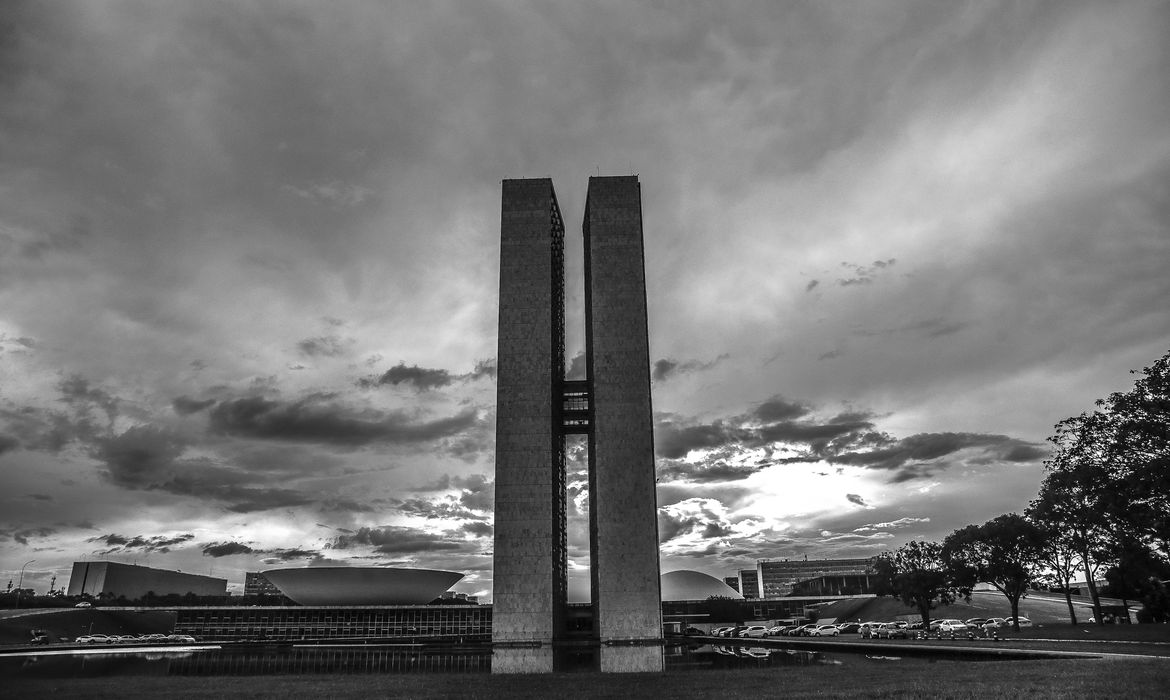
[{"xmin": 16, "ymin": 560, "xmax": 35, "ymax": 609}]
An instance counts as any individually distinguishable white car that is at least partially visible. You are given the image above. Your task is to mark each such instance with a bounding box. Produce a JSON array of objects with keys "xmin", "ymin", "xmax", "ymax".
[
  {"xmin": 810, "ymin": 624, "xmax": 840, "ymax": 637},
  {"xmin": 1004, "ymin": 617, "xmax": 1033, "ymax": 628},
  {"xmin": 936, "ymin": 619, "xmax": 969, "ymax": 632},
  {"xmin": 982, "ymin": 617, "xmax": 1008, "ymax": 629},
  {"xmin": 739, "ymin": 626, "xmax": 770, "ymax": 638}
]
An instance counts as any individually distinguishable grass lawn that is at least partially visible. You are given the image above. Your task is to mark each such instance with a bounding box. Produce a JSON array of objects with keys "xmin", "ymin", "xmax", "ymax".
[{"xmin": 3, "ymin": 656, "xmax": 1168, "ymax": 699}]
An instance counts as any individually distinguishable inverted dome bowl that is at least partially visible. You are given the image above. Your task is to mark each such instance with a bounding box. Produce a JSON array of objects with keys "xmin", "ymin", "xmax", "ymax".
[
  {"xmin": 660, "ymin": 569, "xmax": 744, "ymax": 601},
  {"xmin": 262, "ymin": 566, "xmax": 464, "ymax": 606}
]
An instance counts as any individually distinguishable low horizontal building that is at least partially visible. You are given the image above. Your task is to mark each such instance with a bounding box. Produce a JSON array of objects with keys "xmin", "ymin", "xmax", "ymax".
[
  {"xmin": 67, "ymin": 561, "xmax": 227, "ymax": 600},
  {"xmin": 174, "ymin": 605, "xmax": 491, "ymax": 643}
]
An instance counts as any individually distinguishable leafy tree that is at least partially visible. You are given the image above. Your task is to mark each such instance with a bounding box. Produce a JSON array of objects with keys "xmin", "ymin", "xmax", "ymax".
[
  {"xmin": 1097, "ymin": 350, "xmax": 1170, "ymax": 559},
  {"xmin": 1102, "ymin": 537, "xmax": 1170, "ymax": 623},
  {"xmin": 703, "ymin": 595, "xmax": 745, "ymax": 625},
  {"xmin": 1030, "ymin": 517, "xmax": 1084, "ymax": 624},
  {"xmin": 1029, "ymin": 348, "xmax": 1170, "ymax": 625},
  {"xmin": 944, "ymin": 514, "xmax": 1046, "ymax": 632},
  {"xmin": 873, "ymin": 540, "xmax": 969, "ymax": 627},
  {"xmin": 1031, "ymin": 412, "xmax": 1119, "ymax": 624}
]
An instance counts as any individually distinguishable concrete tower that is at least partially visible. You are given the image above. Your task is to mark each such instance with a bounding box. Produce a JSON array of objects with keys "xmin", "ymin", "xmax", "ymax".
[{"xmin": 493, "ymin": 176, "xmax": 662, "ymax": 673}]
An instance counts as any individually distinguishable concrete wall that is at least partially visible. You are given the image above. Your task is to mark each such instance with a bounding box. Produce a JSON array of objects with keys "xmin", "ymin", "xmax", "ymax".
[
  {"xmin": 584, "ymin": 176, "xmax": 663, "ymax": 647},
  {"xmin": 492, "ymin": 178, "xmax": 566, "ymax": 646},
  {"xmin": 67, "ymin": 561, "xmax": 226, "ymax": 599}
]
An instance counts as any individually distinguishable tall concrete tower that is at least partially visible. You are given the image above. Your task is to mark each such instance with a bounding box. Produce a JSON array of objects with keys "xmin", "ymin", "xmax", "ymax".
[{"xmin": 493, "ymin": 176, "xmax": 662, "ymax": 673}]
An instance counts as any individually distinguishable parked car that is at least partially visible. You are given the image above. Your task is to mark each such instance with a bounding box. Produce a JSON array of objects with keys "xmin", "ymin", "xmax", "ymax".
[
  {"xmin": 859, "ymin": 622, "xmax": 882, "ymax": 639},
  {"xmin": 835, "ymin": 622, "xmax": 862, "ymax": 634},
  {"xmin": 906, "ymin": 621, "xmax": 925, "ymax": 630},
  {"xmin": 965, "ymin": 618, "xmax": 989, "ymax": 628},
  {"xmin": 875, "ymin": 623, "xmax": 910, "ymax": 639},
  {"xmin": 936, "ymin": 619, "xmax": 969, "ymax": 633},
  {"xmin": 1004, "ymin": 617, "xmax": 1033, "ymax": 628},
  {"xmin": 793, "ymin": 624, "xmax": 820, "ymax": 637},
  {"xmin": 739, "ymin": 626, "xmax": 769, "ymax": 639},
  {"xmin": 74, "ymin": 601, "xmax": 92, "ymax": 608},
  {"xmin": 810, "ymin": 625, "xmax": 840, "ymax": 637},
  {"xmin": 166, "ymin": 634, "xmax": 197, "ymax": 643},
  {"xmin": 982, "ymin": 617, "xmax": 1008, "ymax": 629}
]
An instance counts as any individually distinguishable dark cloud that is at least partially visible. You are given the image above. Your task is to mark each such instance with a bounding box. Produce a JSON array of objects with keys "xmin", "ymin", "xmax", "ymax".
[
  {"xmin": 319, "ymin": 498, "xmax": 376, "ymax": 513},
  {"xmin": 201, "ymin": 541, "xmax": 255, "ymax": 557},
  {"xmin": 360, "ymin": 360, "xmax": 496, "ymax": 390},
  {"xmin": 91, "ymin": 431, "xmax": 323, "ymax": 513},
  {"xmin": 829, "ymin": 432, "xmax": 1046, "ymax": 481},
  {"xmin": 88, "ymin": 532, "xmax": 195, "ymax": 553},
  {"xmin": 470, "ymin": 359, "xmax": 496, "ymax": 381},
  {"xmin": 209, "ymin": 396, "xmax": 477, "ymax": 445},
  {"xmin": 406, "ymin": 473, "xmax": 493, "ymax": 511},
  {"xmin": 657, "ymin": 460, "xmax": 759, "ymax": 483},
  {"xmin": 461, "ymin": 521, "xmax": 493, "ymax": 537},
  {"xmin": 0, "ymin": 433, "xmax": 18, "ymax": 454},
  {"xmin": 655, "ymin": 407, "xmax": 877, "ymax": 462},
  {"xmin": 368, "ymin": 363, "xmax": 453, "ymax": 390},
  {"xmin": 261, "ymin": 548, "xmax": 323, "ymax": 563},
  {"xmin": 654, "ymin": 419, "xmax": 745, "ymax": 459},
  {"xmin": 172, "ymin": 396, "xmax": 216, "ymax": 415},
  {"xmin": 846, "ymin": 493, "xmax": 868, "ymax": 507},
  {"xmin": 837, "ymin": 258, "xmax": 897, "ymax": 286},
  {"xmin": 393, "ymin": 496, "xmax": 484, "ymax": 522},
  {"xmin": 95, "ymin": 425, "xmax": 186, "ymax": 488},
  {"xmin": 753, "ymin": 396, "xmax": 809, "ymax": 422},
  {"xmin": 332, "ymin": 526, "xmax": 466, "ymax": 555},
  {"xmin": 455, "ymin": 474, "xmax": 494, "ymax": 511},
  {"xmin": 652, "ymin": 354, "xmax": 728, "ymax": 382},
  {"xmin": 3, "ymin": 526, "xmax": 56, "ymax": 545},
  {"xmin": 652, "ymin": 359, "xmax": 678, "ymax": 382},
  {"xmin": 805, "ymin": 279, "xmax": 819, "ymax": 292},
  {"xmin": 854, "ymin": 317, "xmax": 969, "ymax": 340},
  {"xmin": 296, "ymin": 334, "xmax": 352, "ymax": 357},
  {"xmin": 58, "ymin": 375, "xmax": 119, "ymax": 428}
]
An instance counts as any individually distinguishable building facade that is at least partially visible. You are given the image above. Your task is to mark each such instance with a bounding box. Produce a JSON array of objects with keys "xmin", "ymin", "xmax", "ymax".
[
  {"xmin": 756, "ymin": 558, "xmax": 877, "ymax": 598},
  {"xmin": 244, "ymin": 572, "xmax": 283, "ymax": 597},
  {"xmin": 67, "ymin": 561, "xmax": 226, "ymax": 600},
  {"xmin": 737, "ymin": 569, "xmax": 761, "ymax": 598},
  {"xmin": 493, "ymin": 177, "xmax": 662, "ymax": 673}
]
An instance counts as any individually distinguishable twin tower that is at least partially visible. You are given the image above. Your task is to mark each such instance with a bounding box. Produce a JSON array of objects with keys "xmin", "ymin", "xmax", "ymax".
[{"xmin": 493, "ymin": 176, "xmax": 662, "ymax": 672}]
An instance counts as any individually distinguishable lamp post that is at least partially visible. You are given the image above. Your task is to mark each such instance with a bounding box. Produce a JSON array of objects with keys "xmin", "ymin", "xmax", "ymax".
[{"xmin": 16, "ymin": 560, "xmax": 35, "ymax": 609}]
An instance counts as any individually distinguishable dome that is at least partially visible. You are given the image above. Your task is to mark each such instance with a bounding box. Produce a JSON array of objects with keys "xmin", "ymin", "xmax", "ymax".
[
  {"xmin": 660, "ymin": 569, "xmax": 744, "ymax": 601},
  {"xmin": 262, "ymin": 566, "xmax": 464, "ymax": 606}
]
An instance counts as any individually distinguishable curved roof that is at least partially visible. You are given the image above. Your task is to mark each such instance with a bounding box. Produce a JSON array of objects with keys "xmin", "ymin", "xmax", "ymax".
[
  {"xmin": 660, "ymin": 569, "xmax": 744, "ymax": 601},
  {"xmin": 262, "ymin": 566, "xmax": 463, "ymax": 606}
]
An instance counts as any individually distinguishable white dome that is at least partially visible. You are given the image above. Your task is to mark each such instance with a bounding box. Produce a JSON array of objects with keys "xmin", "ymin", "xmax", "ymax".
[
  {"xmin": 262, "ymin": 566, "xmax": 463, "ymax": 606},
  {"xmin": 660, "ymin": 570, "xmax": 744, "ymax": 601}
]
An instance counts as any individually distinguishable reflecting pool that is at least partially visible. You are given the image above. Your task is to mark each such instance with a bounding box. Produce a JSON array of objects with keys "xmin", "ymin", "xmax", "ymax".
[{"xmin": 0, "ymin": 642, "xmax": 1003, "ymax": 679}]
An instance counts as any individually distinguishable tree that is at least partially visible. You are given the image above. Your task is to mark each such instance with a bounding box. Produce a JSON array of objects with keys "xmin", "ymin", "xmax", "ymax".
[
  {"xmin": 944, "ymin": 514, "xmax": 1047, "ymax": 632},
  {"xmin": 1030, "ymin": 517, "xmax": 1084, "ymax": 624},
  {"xmin": 1097, "ymin": 349, "xmax": 1170, "ymax": 559},
  {"xmin": 873, "ymin": 540, "xmax": 969, "ymax": 627},
  {"xmin": 703, "ymin": 595, "xmax": 744, "ymax": 625},
  {"xmin": 1028, "ymin": 348, "xmax": 1170, "ymax": 626},
  {"xmin": 1102, "ymin": 537, "xmax": 1170, "ymax": 623},
  {"xmin": 1031, "ymin": 412, "xmax": 1119, "ymax": 625}
]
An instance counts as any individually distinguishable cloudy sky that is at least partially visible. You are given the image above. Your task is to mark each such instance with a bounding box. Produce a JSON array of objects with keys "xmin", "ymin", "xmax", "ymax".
[{"xmin": 2, "ymin": 1, "xmax": 1168, "ymax": 601}]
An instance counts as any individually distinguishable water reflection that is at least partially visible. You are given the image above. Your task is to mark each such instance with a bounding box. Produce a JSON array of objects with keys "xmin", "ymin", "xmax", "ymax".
[
  {"xmin": 1, "ymin": 647, "xmax": 489, "ymax": 679},
  {"xmin": 2, "ymin": 642, "xmax": 951, "ymax": 679}
]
